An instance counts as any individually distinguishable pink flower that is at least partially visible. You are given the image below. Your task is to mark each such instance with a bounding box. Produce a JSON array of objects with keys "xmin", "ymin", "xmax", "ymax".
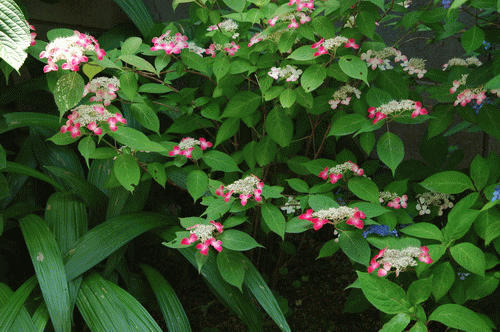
[
  {"xmin": 216, "ymin": 185, "xmax": 225, "ymax": 197},
  {"xmin": 299, "ymin": 209, "xmax": 314, "ymax": 220},
  {"xmin": 210, "ymin": 220, "xmax": 224, "ymax": 233},
  {"xmin": 43, "ymin": 59, "xmax": 58, "ymax": 73},
  {"xmin": 210, "ymin": 238, "xmax": 223, "ymax": 252},
  {"xmin": 169, "ymin": 146, "xmax": 181, "ymax": 156},
  {"xmin": 330, "ymin": 173, "xmax": 343, "ymax": 184},
  {"xmin": 196, "ymin": 239, "xmax": 212, "ymax": 255},
  {"xmin": 224, "ymin": 190, "xmax": 234, "ymax": 202},
  {"xmin": 313, "ymin": 46, "xmax": 328, "ymax": 57},
  {"xmin": 346, "ymin": 208, "xmax": 365, "ymax": 229},
  {"xmin": 345, "ymin": 39, "xmax": 359, "ymax": 49},
  {"xmin": 319, "ymin": 166, "xmax": 329, "ymax": 180},
  {"xmin": 184, "ymin": 147, "xmax": 194, "ymax": 159},
  {"xmin": 368, "ymin": 107, "xmax": 377, "ymax": 119},
  {"xmin": 373, "ymin": 112, "xmax": 387, "ymax": 124},
  {"xmin": 88, "ymin": 122, "xmax": 103, "ymax": 135},
  {"xmin": 288, "ymin": 18, "xmax": 299, "ymax": 29},
  {"xmin": 199, "ymin": 137, "xmax": 213, "ymax": 150},
  {"xmin": 268, "ymin": 17, "xmax": 279, "ymax": 26},
  {"xmin": 311, "ymin": 218, "xmax": 329, "ymax": 230},
  {"xmin": 254, "ymin": 188, "xmax": 263, "ymax": 202},
  {"xmin": 181, "ymin": 233, "xmax": 199, "ymax": 245},
  {"xmin": 311, "ymin": 38, "xmax": 324, "ymax": 49},
  {"xmin": 240, "ymin": 193, "xmax": 252, "ymax": 206},
  {"xmin": 206, "ymin": 44, "xmax": 217, "ymax": 58}
]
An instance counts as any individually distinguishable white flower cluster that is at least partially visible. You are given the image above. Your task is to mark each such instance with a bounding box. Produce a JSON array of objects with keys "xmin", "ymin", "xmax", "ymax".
[
  {"xmin": 322, "ymin": 37, "xmax": 349, "ymax": 50},
  {"xmin": 281, "ymin": 196, "xmax": 300, "ymax": 214},
  {"xmin": 360, "ymin": 47, "xmax": 407, "ymax": 70},
  {"xmin": 398, "ymin": 0, "xmax": 412, "ymax": 7},
  {"xmin": 379, "ymin": 191, "xmax": 399, "ymax": 201},
  {"xmin": 401, "ymin": 58, "xmax": 427, "ymax": 78},
  {"xmin": 188, "ymin": 42, "xmax": 206, "ymax": 56},
  {"xmin": 178, "ymin": 137, "xmax": 201, "ymax": 150},
  {"xmin": 443, "ymin": 57, "xmax": 482, "ymax": 70},
  {"xmin": 328, "ymin": 84, "xmax": 362, "ymax": 109},
  {"xmin": 449, "ymin": 74, "xmax": 489, "ymax": 107},
  {"xmin": 83, "ymin": 77, "xmax": 120, "ymax": 106},
  {"xmin": 69, "ymin": 105, "xmax": 114, "ymax": 127},
  {"xmin": 188, "ymin": 224, "xmax": 217, "ymax": 243},
  {"xmin": 416, "ymin": 192, "xmax": 454, "ymax": 216},
  {"xmin": 226, "ymin": 175, "xmax": 262, "ymax": 195},
  {"xmin": 372, "ymin": 100, "xmax": 419, "ymax": 116},
  {"xmin": 343, "ymin": 15, "xmax": 356, "ymax": 28},
  {"xmin": 312, "ymin": 206, "xmax": 357, "ymax": 223},
  {"xmin": 328, "ymin": 161, "xmax": 361, "ymax": 175},
  {"xmin": 268, "ymin": 11, "xmax": 312, "ymax": 30},
  {"xmin": 268, "ymin": 65, "xmax": 303, "ymax": 82},
  {"xmin": 207, "ymin": 19, "xmax": 240, "ymax": 39},
  {"xmin": 377, "ymin": 247, "xmax": 423, "ymax": 275}
]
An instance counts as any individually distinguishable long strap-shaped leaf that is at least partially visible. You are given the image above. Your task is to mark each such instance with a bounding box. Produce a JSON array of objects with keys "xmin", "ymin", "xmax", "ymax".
[
  {"xmin": 32, "ymin": 302, "xmax": 50, "ymax": 332},
  {"xmin": 76, "ymin": 272, "xmax": 162, "ymax": 332},
  {"xmin": 0, "ymin": 283, "xmax": 36, "ymax": 332},
  {"xmin": 178, "ymin": 247, "xmax": 263, "ymax": 331},
  {"xmin": 242, "ymin": 255, "xmax": 291, "ymax": 332},
  {"xmin": 20, "ymin": 215, "xmax": 72, "ymax": 332},
  {"xmin": 64, "ymin": 212, "xmax": 175, "ymax": 281},
  {"xmin": 113, "ymin": 0, "xmax": 154, "ymax": 37},
  {"xmin": 0, "ymin": 112, "xmax": 60, "ymax": 134},
  {"xmin": 0, "ymin": 276, "xmax": 37, "ymax": 332},
  {"xmin": 139, "ymin": 264, "xmax": 192, "ymax": 332},
  {"xmin": 2, "ymin": 162, "xmax": 65, "ymax": 191}
]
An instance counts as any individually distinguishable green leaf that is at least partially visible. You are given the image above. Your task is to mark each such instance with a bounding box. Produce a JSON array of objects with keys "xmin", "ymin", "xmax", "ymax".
[
  {"xmin": 287, "ymin": 45, "xmax": 316, "ymax": 61},
  {"xmin": 120, "ymin": 36, "xmax": 142, "ymax": 55},
  {"xmin": 0, "ymin": 112, "xmax": 60, "ymax": 134},
  {"xmin": 484, "ymin": 74, "xmax": 500, "ymax": 90},
  {"xmin": 317, "ymin": 239, "xmax": 340, "ymax": 259},
  {"xmin": 119, "ymin": 54, "xmax": 156, "ymax": 73},
  {"xmin": 19, "ymin": 215, "xmax": 71, "ymax": 332},
  {"xmin": 278, "ymin": 31, "xmax": 296, "ymax": 53},
  {"xmin": 223, "ymin": 0, "xmax": 246, "ymax": 11},
  {"xmin": 113, "ymin": 154, "xmax": 140, "ymax": 192},
  {"xmin": 202, "ymin": 150, "xmax": 241, "ymax": 172},
  {"xmin": 329, "ymin": 114, "xmax": 367, "ymax": 137},
  {"xmin": 348, "ymin": 176, "xmax": 380, "ymax": 203},
  {"xmin": 265, "ymin": 107, "xmax": 293, "ymax": 147},
  {"xmin": 470, "ymin": 155, "xmax": 489, "ymax": 191},
  {"xmin": 378, "ymin": 70, "xmax": 409, "ymax": 100},
  {"xmin": 65, "ymin": 213, "xmax": 173, "ymax": 280},
  {"xmin": 217, "ymin": 249, "xmax": 246, "ymax": 291},
  {"xmin": 130, "ymin": 103, "xmax": 160, "ymax": 133},
  {"xmin": 429, "ymin": 304, "xmax": 491, "ymax": 332},
  {"xmin": 218, "ymin": 229, "xmax": 263, "ymax": 251},
  {"xmin": 339, "ymin": 231, "xmax": 371, "ymax": 266},
  {"xmin": 213, "ymin": 56, "xmax": 230, "ymax": 81},
  {"xmin": 2, "ymin": 161, "xmax": 65, "ymax": 191},
  {"xmin": 407, "ymin": 276, "xmax": 433, "ymax": 305},
  {"xmin": 400, "ymin": 223, "xmax": 444, "ymax": 241},
  {"xmin": 485, "ymin": 220, "xmax": 500, "ymax": 245},
  {"xmin": 420, "ymin": 171, "xmax": 475, "ymax": 194},
  {"xmin": 76, "ymin": 272, "xmax": 162, "ymax": 331},
  {"xmin": 279, "ymin": 88, "xmax": 296, "ymax": 108},
  {"xmin": 312, "ymin": 16, "xmax": 336, "ymax": 38},
  {"xmin": 214, "ymin": 118, "xmax": 239, "ymax": 146},
  {"xmin": 432, "ymin": 262, "xmax": 455, "ymax": 301},
  {"xmin": 450, "ymin": 242, "xmax": 485, "ymax": 276},
  {"xmin": 0, "ymin": 0, "xmax": 30, "ymax": 71},
  {"xmin": 377, "ymin": 132, "xmax": 404, "ymax": 176},
  {"xmin": 356, "ymin": 11, "xmax": 376, "ymax": 39},
  {"xmin": 78, "ymin": 136, "xmax": 96, "ymax": 168},
  {"xmin": 444, "ymin": 208, "xmax": 480, "ymax": 242},
  {"xmin": 359, "ymin": 132, "xmax": 376, "ymax": 155},
  {"xmin": 261, "ymin": 203, "xmax": 286, "ymax": 240},
  {"xmin": 139, "ymin": 84, "xmax": 172, "ymax": 94},
  {"xmin": 300, "ymin": 64, "xmax": 326, "ymax": 92},
  {"xmin": 139, "ymin": 265, "xmax": 191, "ymax": 332},
  {"xmin": 119, "ymin": 71, "xmax": 138, "ymax": 100},
  {"xmin": 0, "ymin": 276, "xmax": 38, "ymax": 332},
  {"xmin": 466, "ymin": 274, "xmax": 500, "ymax": 300},
  {"xmin": 428, "ymin": 104, "xmax": 454, "ymax": 138},
  {"xmin": 357, "ymin": 272, "xmax": 411, "ymax": 314},
  {"xmin": 54, "ymin": 72, "xmax": 84, "ymax": 115},
  {"xmin": 286, "ymin": 178, "xmax": 309, "ymax": 193},
  {"xmin": 380, "ymin": 313, "xmax": 411, "ymax": 332},
  {"xmin": 255, "ymin": 136, "xmax": 276, "ymax": 167},
  {"xmin": 477, "ymin": 104, "xmax": 500, "ymax": 142},
  {"xmin": 186, "ymin": 170, "xmax": 208, "ymax": 202},
  {"xmin": 307, "ymin": 194, "xmax": 339, "ymax": 211},
  {"xmin": 366, "ymin": 87, "xmax": 393, "ymax": 108},
  {"xmin": 108, "ymin": 127, "xmax": 167, "ymax": 152},
  {"xmin": 221, "ymin": 91, "xmax": 260, "ymax": 118},
  {"xmin": 461, "ymin": 25, "xmax": 485, "ymax": 53},
  {"xmin": 339, "ymin": 55, "xmax": 369, "ymax": 85},
  {"xmin": 113, "ymin": 0, "xmax": 154, "ymax": 37},
  {"xmin": 147, "ymin": 162, "xmax": 166, "ymax": 188}
]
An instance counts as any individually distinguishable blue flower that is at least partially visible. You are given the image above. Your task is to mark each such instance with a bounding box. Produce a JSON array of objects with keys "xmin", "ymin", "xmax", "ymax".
[
  {"xmin": 483, "ymin": 40, "xmax": 491, "ymax": 51},
  {"xmin": 362, "ymin": 224, "xmax": 399, "ymax": 238},
  {"xmin": 492, "ymin": 185, "xmax": 500, "ymax": 202},
  {"xmin": 442, "ymin": 0, "xmax": 453, "ymax": 8},
  {"xmin": 457, "ymin": 272, "xmax": 470, "ymax": 280}
]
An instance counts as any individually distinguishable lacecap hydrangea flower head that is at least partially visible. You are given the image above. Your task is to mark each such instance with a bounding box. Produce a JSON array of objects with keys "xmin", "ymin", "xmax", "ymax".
[
  {"xmin": 181, "ymin": 220, "xmax": 224, "ymax": 256},
  {"xmin": 368, "ymin": 246, "xmax": 433, "ymax": 277},
  {"xmin": 40, "ymin": 30, "xmax": 105, "ymax": 73},
  {"xmin": 83, "ymin": 77, "xmax": 120, "ymax": 106},
  {"xmin": 216, "ymin": 175, "xmax": 265, "ymax": 206},
  {"xmin": 299, "ymin": 206, "xmax": 366, "ymax": 230},
  {"xmin": 60, "ymin": 104, "xmax": 127, "ymax": 138},
  {"xmin": 169, "ymin": 137, "xmax": 213, "ymax": 159}
]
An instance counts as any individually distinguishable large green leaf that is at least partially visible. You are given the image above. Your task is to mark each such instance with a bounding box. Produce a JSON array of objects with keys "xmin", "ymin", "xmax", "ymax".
[
  {"xmin": 0, "ymin": 0, "xmax": 30, "ymax": 71},
  {"xmin": 461, "ymin": 25, "xmax": 485, "ymax": 53},
  {"xmin": 202, "ymin": 150, "xmax": 241, "ymax": 172},
  {"xmin": 19, "ymin": 215, "xmax": 71, "ymax": 332},
  {"xmin": 339, "ymin": 55, "xmax": 368, "ymax": 84},
  {"xmin": 265, "ymin": 107, "xmax": 293, "ymax": 147},
  {"xmin": 64, "ymin": 213, "xmax": 174, "ymax": 280},
  {"xmin": 0, "ymin": 283, "xmax": 36, "ymax": 332},
  {"xmin": 186, "ymin": 169, "xmax": 209, "ymax": 202},
  {"xmin": 450, "ymin": 242, "xmax": 485, "ymax": 276},
  {"xmin": 217, "ymin": 249, "xmax": 246, "ymax": 291},
  {"xmin": 139, "ymin": 265, "xmax": 191, "ymax": 332},
  {"xmin": 221, "ymin": 91, "xmax": 261, "ymax": 118},
  {"xmin": 377, "ymin": 132, "xmax": 404, "ymax": 176},
  {"xmin": 357, "ymin": 272, "xmax": 411, "ymax": 314},
  {"xmin": 113, "ymin": 0, "xmax": 154, "ymax": 37},
  {"xmin": 0, "ymin": 113, "xmax": 60, "ymax": 134},
  {"xmin": 53, "ymin": 72, "xmax": 85, "ymax": 116},
  {"xmin": 300, "ymin": 64, "xmax": 326, "ymax": 92},
  {"xmin": 429, "ymin": 304, "xmax": 491, "ymax": 332},
  {"xmin": 419, "ymin": 171, "xmax": 475, "ymax": 194},
  {"xmin": 108, "ymin": 127, "xmax": 167, "ymax": 152},
  {"xmin": 0, "ymin": 276, "xmax": 38, "ymax": 332},
  {"xmin": 76, "ymin": 272, "xmax": 162, "ymax": 332},
  {"xmin": 2, "ymin": 161, "xmax": 65, "ymax": 191},
  {"xmin": 261, "ymin": 203, "xmax": 286, "ymax": 240},
  {"xmin": 339, "ymin": 231, "xmax": 371, "ymax": 266},
  {"xmin": 347, "ymin": 177, "xmax": 380, "ymax": 203}
]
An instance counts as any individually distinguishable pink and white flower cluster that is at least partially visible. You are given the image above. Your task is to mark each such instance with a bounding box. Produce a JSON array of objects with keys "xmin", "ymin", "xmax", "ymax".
[
  {"xmin": 268, "ymin": 65, "xmax": 303, "ymax": 82},
  {"xmin": 400, "ymin": 57, "xmax": 427, "ymax": 78},
  {"xmin": 328, "ymin": 84, "xmax": 362, "ymax": 109},
  {"xmin": 360, "ymin": 47, "xmax": 407, "ymax": 71},
  {"xmin": 416, "ymin": 192, "xmax": 454, "ymax": 216},
  {"xmin": 318, "ymin": 161, "xmax": 364, "ymax": 184},
  {"xmin": 442, "ymin": 57, "xmax": 482, "ymax": 71},
  {"xmin": 449, "ymin": 74, "xmax": 488, "ymax": 107},
  {"xmin": 207, "ymin": 19, "xmax": 239, "ymax": 39},
  {"xmin": 289, "ymin": 0, "xmax": 315, "ymax": 11},
  {"xmin": 181, "ymin": 221, "xmax": 224, "ymax": 256},
  {"xmin": 40, "ymin": 31, "xmax": 106, "ymax": 73},
  {"xmin": 368, "ymin": 246, "xmax": 433, "ymax": 277},
  {"xmin": 27, "ymin": 21, "xmax": 36, "ymax": 46},
  {"xmin": 299, "ymin": 206, "xmax": 366, "ymax": 230},
  {"xmin": 312, "ymin": 37, "xmax": 359, "ymax": 56},
  {"xmin": 379, "ymin": 192, "xmax": 408, "ymax": 209},
  {"xmin": 151, "ymin": 31, "xmax": 189, "ymax": 54},
  {"xmin": 60, "ymin": 105, "xmax": 127, "ymax": 138},
  {"xmin": 83, "ymin": 77, "xmax": 120, "ymax": 106},
  {"xmin": 168, "ymin": 137, "xmax": 213, "ymax": 159},
  {"xmin": 268, "ymin": 11, "xmax": 312, "ymax": 29},
  {"xmin": 205, "ymin": 42, "xmax": 240, "ymax": 57},
  {"xmin": 368, "ymin": 100, "xmax": 428, "ymax": 124},
  {"xmin": 216, "ymin": 175, "xmax": 264, "ymax": 206}
]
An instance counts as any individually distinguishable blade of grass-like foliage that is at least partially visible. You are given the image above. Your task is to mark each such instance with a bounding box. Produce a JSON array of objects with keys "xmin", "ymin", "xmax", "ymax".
[
  {"xmin": 32, "ymin": 302, "xmax": 50, "ymax": 332},
  {"xmin": 87, "ymin": 159, "xmax": 113, "ymax": 197},
  {"xmin": 45, "ymin": 166, "xmax": 108, "ymax": 215},
  {"xmin": 20, "ymin": 215, "xmax": 71, "ymax": 332},
  {"xmin": 113, "ymin": 0, "xmax": 154, "ymax": 37},
  {"xmin": 242, "ymin": 255, "xmax": 291, "ymax": 332},
  {"xmin": 2, "ymin": 161, "xmax": 64, "ymax": 191},
  {"xmin": 139, "ymin": 264, "xmax": 192, "ymax": 332},
  {"xmin": 44, "ymin": 192, "xmax": 87, "ymax": 316},
  {"xmin": 76, "ymin": 272, "xmax": 162, "ymax": 332},
  {"xmin": 0, "ymin": 112, "xmax": 59, "ymax": 134},
  {"xmin": 0, "ymin": 283, "xmax": 37, "ymax": 332},
  {"xmin": 178, "ymin": 247, "xmax": 263, "ymax": 331},
  {"xmin": 64, "ymin": 212, "xmax": 176, "ymax": 281},
  {"xmin": 0, "ymin": 275, "xmax": 37, "ymax": 332}
]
